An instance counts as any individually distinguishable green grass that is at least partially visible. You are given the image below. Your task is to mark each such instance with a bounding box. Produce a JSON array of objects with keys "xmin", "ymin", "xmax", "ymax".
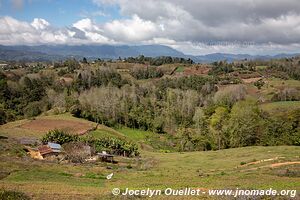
[
  {"xmin": 1, "ymin": 116, "xmax": 300, "ymax": 199},
  {"xmin": 260, "ymin": 101, "xmax": 300, "ymax": 114},
  {"xmin": 116, "ymin": 127, "xmax": 153, "ymax": 140},
  {"xmin": 90, "ymin": 129, "xmax": 125, "ymax": 140},
  {"xmin": 256, "ymin": 66, "xmax": 268, "ymax": 70},
  {"xmin": 5, "ymin": 170, "xmax": 105, "ymax": 187},
  {"xmin": 0, "ymin": 137, "xmax": 299, "ymax": 199},
  {"xmin": 90, "ymin": 129, "xmax": 117, "ymax": 138},
  {"xmin": 250, "ymin": 78, "xmax": 300, "ymax": 101},
  {"xmin": 175, "ymin": 66, "xmax": 184, "ymax": 73},
  {"xmin": 267, "ymin": 78, "xmax": 300, "ymax": 88},
  {"xmin": 116, "ymin": 127, "xmax": 177, "ymax": 152}
]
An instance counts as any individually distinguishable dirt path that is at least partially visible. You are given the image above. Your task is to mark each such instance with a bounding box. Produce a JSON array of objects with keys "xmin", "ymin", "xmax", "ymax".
[
  {"xmin": 270, "ymin": 161, "xmax": 300, "ymax": 167},
  {"xmin": 239, "ymin": 161, "xmax": 300, "ymax": 172}
]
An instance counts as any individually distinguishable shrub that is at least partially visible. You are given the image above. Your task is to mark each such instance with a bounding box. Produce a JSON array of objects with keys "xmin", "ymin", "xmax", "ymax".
[
  {"xmin": 0, "ymin": 190, "xmax": 30, "ymax": 200},
  {"xmin": 83, "ymin": 136, "xmax": 139, "ymax": 157},
  {"xmin": 41, "ymin": 129, "xmax": 78, "ymax": 144},
  {"xmin": 130, "ymin": 67, "xmax": 164, "ymax": 80},
  {"xmin": 271, "ymin": 88, "xmax": 300, "ymax": 101},
  {"xmin": 63, "ymin": 141, "xmax": 93, "ymax": 163},
  {"xmin": 23, "ymin": 101, "xmax": 42, "ymax": 117},
  {"xmin": 41, "ymin": 130, "xmax": 140, "ymax": 157},
  {"xmin": 240, "ymin": 161, "xmax": 247, "ymax": 165},
  {"xmin": 254, "ymin": 79, "xmax": 265, "ymax": 89},
  {"xmin": 213, "ymin": 84, "xmax": 246, "ymax": 107}
]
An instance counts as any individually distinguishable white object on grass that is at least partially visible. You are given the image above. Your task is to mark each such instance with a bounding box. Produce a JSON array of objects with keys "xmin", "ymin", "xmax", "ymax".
[{"xmin": 106, "ymin": 173, "xmax": 114, "ymax": 180}]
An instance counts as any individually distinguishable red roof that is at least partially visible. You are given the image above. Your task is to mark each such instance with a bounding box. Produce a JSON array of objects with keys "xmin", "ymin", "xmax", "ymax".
[{"xmin": 38, "ymin": 145, "xmax": 53, "ymax": 155}]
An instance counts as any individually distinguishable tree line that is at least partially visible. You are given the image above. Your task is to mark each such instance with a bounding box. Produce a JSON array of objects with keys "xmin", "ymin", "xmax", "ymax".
[{"xmin": 1, "ymin": 56, "xmax": 299, "ymax": 151}]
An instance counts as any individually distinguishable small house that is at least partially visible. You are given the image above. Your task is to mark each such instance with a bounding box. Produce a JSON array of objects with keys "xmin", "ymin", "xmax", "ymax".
[
  {"xmin": 27, "ymin": 142, "xmax": 62, "ymax": 159},
  {"xmin": 97, "ymin": 151, "xmax": 114, "ymax": 163}
]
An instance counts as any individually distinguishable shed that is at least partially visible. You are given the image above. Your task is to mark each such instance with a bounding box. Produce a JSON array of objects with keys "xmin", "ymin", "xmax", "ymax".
[
  {"xmin": 97, "ymin": 151, "xmax": 114, "ymax": 163},
  {"xmin": 47, "ymin": 142, "xmax": 62, "ymax": 153},
  {"xmin": 38, "ymin": 145, "xmax": 54, "ymax": 156},
  {"xmin": 37, "ymin": 142, "xmax": 62, "ymax": 157}
]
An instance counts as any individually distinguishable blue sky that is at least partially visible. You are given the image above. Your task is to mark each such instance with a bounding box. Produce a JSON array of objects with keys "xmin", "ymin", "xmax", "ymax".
[
  {"xmin": 0, "ymin": 0, "xmax": 121, "ymax": 26},
  {"xmin": 0, "ymin": 0, "xmax": 300, "ymax": 55}
]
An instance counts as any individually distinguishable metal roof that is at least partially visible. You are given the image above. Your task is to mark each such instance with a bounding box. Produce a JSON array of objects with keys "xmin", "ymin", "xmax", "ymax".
[
  {"xmin": 47, "ymin": 142, "xmax": 62, "ymax": 149},
  {"xmin": 38, "ymin": 143, "xmax": 62, "ymax": 155}
]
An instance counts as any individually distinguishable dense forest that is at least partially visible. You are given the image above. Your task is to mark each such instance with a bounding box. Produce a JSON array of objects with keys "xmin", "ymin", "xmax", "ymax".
[{"xmin": 1, "ymin": 56, "xmax": 300, "ymax": 151}]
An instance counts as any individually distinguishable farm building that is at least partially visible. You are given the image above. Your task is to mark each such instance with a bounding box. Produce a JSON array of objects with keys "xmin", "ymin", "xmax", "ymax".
[
  {"xmin": 26, "ymin": 142, "xmax": 62, "ymax": 160},
  {"xmin": 38, "ymin": 142, "xmax": 62, "ymax": 157}
]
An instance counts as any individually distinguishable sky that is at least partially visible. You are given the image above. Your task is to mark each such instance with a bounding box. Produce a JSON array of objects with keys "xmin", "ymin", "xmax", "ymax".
[{"xmin": 0, "ymin": 0, "xmax": 300, "ymax": 55}]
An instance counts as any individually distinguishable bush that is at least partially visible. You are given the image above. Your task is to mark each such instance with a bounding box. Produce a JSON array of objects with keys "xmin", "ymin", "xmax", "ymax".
[
  {"xmin": 0, "ymin": 190, "xmax": 30, "ymax": 200},
  {"xmin": 41, "ymin": 130, "xmax": 140, "ymax": 157},
  {"xmin": 130, "ymin": 67, "xmax": 164, "ymax": 80},
  {"xmin": 254, "ymin": 79, "xmax": 265, "ymax": 89},
  {"xmin": 63, "ymin": 141, "xmax": 93, "ymax": 163},
  {"xmin": 213, "ymin": 85, "xmax": 246, "ymax": 107},
  {"xmin": 23, "ymin": 101, "xmax": 42, "ymax": 117},
  {"xmin": 41, "ymin": 129, "xmax": 78, "ymax": 144},
  {"xmin": 83, "ymin": 136, "xmax": 139, "ymax": 157},
  {"xmin": 271, "ymin": 88, "xmax": 300, "ymax": 101}
]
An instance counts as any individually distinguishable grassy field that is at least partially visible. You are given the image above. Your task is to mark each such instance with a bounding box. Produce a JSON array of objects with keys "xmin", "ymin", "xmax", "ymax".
[
  {"xmin": 260, "ymin": 101, "xmax": 300, "ymax": 115},
  {"xmin": 0, "ymin": 142, "xmax": 299, "ymax": 199},
  {"xmin": 243, "ymin": 77, "xmax": 300, "ymax": 102},
  {"xmin": 266, "ymin": 78, "xmax": 300, "ymax": 88},
  {"xmin": 0, "ymin": 115, "xmax": 299, "ymax": 199},
  {"xmin": 175, "ymin": 66, "xmax": 184, "ymax": 73},
  {"xmin": 0, "ymin": 113, "xmax": 96, "ymax": 139},
  {"xmin": 256, "ymin": 65, "xmax": 268, "ymax": 70}
]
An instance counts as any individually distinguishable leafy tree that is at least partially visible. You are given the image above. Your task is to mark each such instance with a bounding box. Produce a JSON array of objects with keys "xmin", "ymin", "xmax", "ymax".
[
  {"xmin": 226, "ymin": 100, "xmax": 265, "ymax": 147},
  {"xmin": 254, "ymin": 79, "xmax": 265, "ymax": 89},
  {"xmin": 82, "ymin": 57, "xmax": 88, "ymax": 64},
  {"xmin": 209, "ymin": 106, "xmax": 229, "ymax": 150}
]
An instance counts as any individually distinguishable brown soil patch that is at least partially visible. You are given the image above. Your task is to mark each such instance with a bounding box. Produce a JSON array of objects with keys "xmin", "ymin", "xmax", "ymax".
[
  {"xmin": 246, "ymin": 86, "xmax": 259, "ymax": 96},
  {"xmin": 242, "ymin": 77, "xmax": 262, "ymax": 83},
  {"xmin": 239, "ymin": 161, "xmax": 300, "ymax": 172},
  {"xmin": 183, "ymin": 66, "xmax": 210, "ymax": 76},
  {"xmin": 19, "ymin": 119, "xmax": 94, "ymax": 135},
  {"xmin": 242, "ymin": 157, "xmax": 279, "ymax": 167},
  {"xmin": 270, "ymin": 162, "xmax": 300, "ymax": 168},
  {"xmin": 59, "ymin": 77, "xmax": 74, "ymax": 84}
]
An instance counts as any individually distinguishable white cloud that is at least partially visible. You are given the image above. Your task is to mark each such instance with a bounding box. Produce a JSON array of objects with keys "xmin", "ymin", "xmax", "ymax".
[
  {"xmin": 73, "ymin": 18, "xmax": 111, "ymax": 43},
  {"xmin": 73, "ymin": 18, "xmax": 98, "ymax": 32},
  {"xmin": 0, "ymin": 16, "xmax": 33, "ymax": 34},
  {"xmin": 104, "ymin": 15, "xmax": 158, "ymax": 42},
  {"xmin": 92, "ymin": 0, "xmax": 300, "ymax": 45},
  {"xmin": 1, "ymin": 0, "xmax": 300, "ymax": 55},
  {"xmin": 0, "ymin": 16, "xmax": 111, "ymax": 45},
  {"xmin": 31, "ymin": 18, "xmax": 50, "ymax": 30}
]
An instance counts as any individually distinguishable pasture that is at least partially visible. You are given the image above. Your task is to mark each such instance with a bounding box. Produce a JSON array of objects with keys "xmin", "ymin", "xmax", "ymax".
[{"xmin": 0, "ymin": 115, "xmax": 299, "ymax": 199}]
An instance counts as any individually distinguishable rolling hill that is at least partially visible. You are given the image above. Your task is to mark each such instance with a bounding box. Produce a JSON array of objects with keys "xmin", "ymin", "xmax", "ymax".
[{"xmin": 0, "ymin": 44, "xmax": 299, "ymax": 63}]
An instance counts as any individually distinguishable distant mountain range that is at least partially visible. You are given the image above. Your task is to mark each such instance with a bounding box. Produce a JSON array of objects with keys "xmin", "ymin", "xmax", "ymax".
[{"xmin": 0, "ymin": 44, "xmax": 299, "ymax": 63}]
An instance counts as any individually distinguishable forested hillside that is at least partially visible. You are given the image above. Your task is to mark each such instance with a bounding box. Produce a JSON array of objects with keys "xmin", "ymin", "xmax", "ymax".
[{"xmin": 1, "ymin": 56, "xmax": 300, "ymax": 151}]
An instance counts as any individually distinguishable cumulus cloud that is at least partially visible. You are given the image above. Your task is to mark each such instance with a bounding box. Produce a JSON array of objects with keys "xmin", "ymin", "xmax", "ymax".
[
  {"xmin": 31, "ymin": 18, "xmax": 50, "ymax": 30},
  {"xmin": 1, "ymin": 0, "xmax": 300, "ymax": 54},
  {"xmin": 92, "ymin": 0, "xmax": 300, "ymax": 45},
  {"xmin": 0, "ymin": 16, "xmax": 111, "ymax": 45},
  {"xmin": 73, "ymin": 18, "xmax": 111, "ymax": 43},
  {"xmin": 104, "ymin": 15, "xmax": 159, "ymax": 42}
]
